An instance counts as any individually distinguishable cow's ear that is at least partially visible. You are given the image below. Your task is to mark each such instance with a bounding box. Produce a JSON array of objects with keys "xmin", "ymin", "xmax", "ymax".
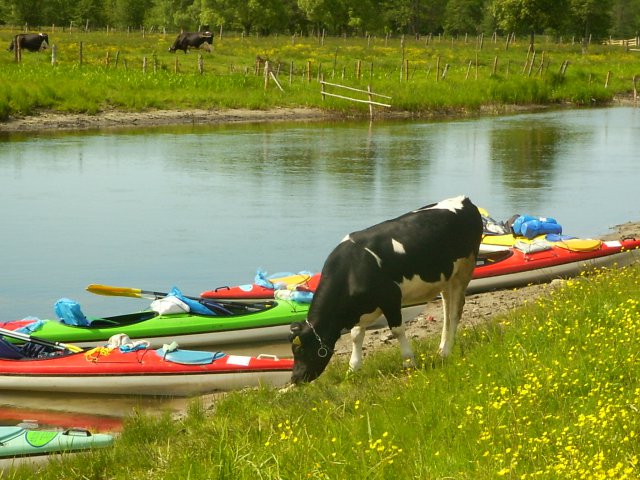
[{"xmin": 289, "ymin": 322, "xmax": 303, "ymax": 344}]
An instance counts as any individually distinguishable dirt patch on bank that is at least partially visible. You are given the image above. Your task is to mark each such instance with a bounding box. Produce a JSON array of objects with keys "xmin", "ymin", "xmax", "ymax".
[
  {"xmin": 1, "ymin": 95, "xmax": 635, "ymax": 133},
  {"xmin": 0, "ymin": 108, "xmax": 342, "ymax": 133}
]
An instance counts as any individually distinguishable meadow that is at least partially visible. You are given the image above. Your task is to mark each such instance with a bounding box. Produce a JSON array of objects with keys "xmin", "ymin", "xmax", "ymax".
[
  {"xmin": 5, "ymin": 262, "xmax": 640, "ymax": 479},
  {"xmin": 1, "ymin": 28, "xmax": 639, "ymax": 121}
]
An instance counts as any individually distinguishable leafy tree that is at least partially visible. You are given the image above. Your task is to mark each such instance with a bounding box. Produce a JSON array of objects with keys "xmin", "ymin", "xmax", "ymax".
[
  {"xmin": 4, "ymin": 0, "xmax": 43, "ymax": 26},
  {"xmin": 610, "ymin": 0, "xmax": 640, "ymax": 37},
  {"xmin": 104, "ymin": 0, "xmax": 153, "ymax": 28},
  {"xmin": 567, "ymin": 0, "xmax": 612, "ymax": 43},
  {"xmin": 73, "ymin": 0, "xmax": 106, "ymax": 29},
  {"xmin": 489, "ymin": 0, "xmax": 568, "ymax": 47},
  {"xmin": 444, "ymin": 0, "xmax": 485, "ymax": 35},
  {"xmin": 298, "ymin": 0, "xmax": 350, "ymax": 34}
]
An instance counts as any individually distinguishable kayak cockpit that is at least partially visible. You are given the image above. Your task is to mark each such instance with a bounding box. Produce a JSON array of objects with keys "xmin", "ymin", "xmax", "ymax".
[{"xmin": 86, "ymin": 300, "xmax": 276, "ymax": 328}]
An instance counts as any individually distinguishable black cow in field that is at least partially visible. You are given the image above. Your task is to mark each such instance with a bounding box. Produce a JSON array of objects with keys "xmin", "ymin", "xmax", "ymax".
[
  {"xmin": 168, "ymin": 31, "xmax": 213, "ymax": 53},
  {"xmin": 7, "ymin": 33, "xmax": 49, "ymax": 52},
  {"xmin": 288, "ymin": 195, "xmax": 483, "ymax": 384}
]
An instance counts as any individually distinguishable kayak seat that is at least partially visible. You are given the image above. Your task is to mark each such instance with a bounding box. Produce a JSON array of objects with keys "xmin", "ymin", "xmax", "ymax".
[
  {"xmin": 88, "ymin": 311, "xmax": 159, "ymax": 328},
  {"xmin": 200, "ymin": 300, "xmax": 234, "ymax": 315},
  {"xmin": 0, "ymin": 337, "xmax": 27, "ymax": 359},
  {"xmin": 0, "ymin": 338, "xmax": 51, "ymax": 359}
]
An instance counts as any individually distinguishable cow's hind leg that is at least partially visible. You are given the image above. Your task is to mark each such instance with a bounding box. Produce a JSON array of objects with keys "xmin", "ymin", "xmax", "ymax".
[
  {"xmin": 349, "ymin": 325, "xmax": 366, "ymax": 372},
  {"xmin": 438, "ymin": 288, "xmax": 464, "ymax": 357},
  {"xmin": 438, "ymin": 255, "xmax": 475, "ymax": 356}
]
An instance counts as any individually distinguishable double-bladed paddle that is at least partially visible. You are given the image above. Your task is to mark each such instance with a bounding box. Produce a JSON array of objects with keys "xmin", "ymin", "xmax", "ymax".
[
  {"xmin": 0, "ymin": 327, "xmax": 83, "ymax": 353},
  {"xmin": 86, "ymin": 284, "xmax": 188, "ymax": 301},
  {"xmin": 85, "ymin": 284, "xmax": 270, "ymax": 310}
]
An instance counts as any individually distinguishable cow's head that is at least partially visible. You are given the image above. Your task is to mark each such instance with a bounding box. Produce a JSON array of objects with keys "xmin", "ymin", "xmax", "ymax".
[{"xmin": 289, "ymin": 320, "xmax": 333, "ymax": 384}]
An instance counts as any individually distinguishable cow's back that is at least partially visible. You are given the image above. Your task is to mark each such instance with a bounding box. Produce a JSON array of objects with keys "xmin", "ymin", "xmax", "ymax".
[{"xmin": 347, "ymin": 196, "xmax": 481, "ymax": 283}]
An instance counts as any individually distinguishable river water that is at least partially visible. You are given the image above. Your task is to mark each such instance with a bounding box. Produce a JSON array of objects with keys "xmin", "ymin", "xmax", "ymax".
[{"xmin": 0, "ymin": 106, "xmax": 638, "ymax": 422}]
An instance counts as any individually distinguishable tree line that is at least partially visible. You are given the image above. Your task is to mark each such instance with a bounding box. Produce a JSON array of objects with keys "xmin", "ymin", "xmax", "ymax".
[{"xmin": 1, "ymin": 0, "xmax": 639, "ymax": 41}]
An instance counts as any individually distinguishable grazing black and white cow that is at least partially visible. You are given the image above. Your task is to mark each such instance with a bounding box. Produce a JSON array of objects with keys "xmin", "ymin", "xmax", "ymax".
[
  {"xmin": 7, "ymin": 33, "xmax": 49, "ymax": 52},
  {"xmin": 288, "ymin": 195, "xmax": 483, "ymax": 384},
  {"xmin": 168, "ymin": 31, "xmax": 213, "ymax": 53}
]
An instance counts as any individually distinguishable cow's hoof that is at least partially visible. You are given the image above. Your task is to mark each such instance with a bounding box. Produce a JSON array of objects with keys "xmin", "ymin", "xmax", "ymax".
[
  {"xmin": 278, "ymin": 383, "xmax": 296, "ymax": 394},
  {"xmin": 345, "ymin": 368, "xmax": 360, "ymax": 381},
  {"xmin": 402, "ymin": 357, "xmax": 416, "ymax": 369}
]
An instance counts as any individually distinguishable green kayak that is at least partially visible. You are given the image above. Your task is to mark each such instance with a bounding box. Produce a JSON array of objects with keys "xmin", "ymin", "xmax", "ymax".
[
  {"xmin": 0, "ymin": 426, "xmax": 113, "ymax": 459},
  {"xmin": 0, "ymin": 299, "xmax": 309, "ymax": 349}
]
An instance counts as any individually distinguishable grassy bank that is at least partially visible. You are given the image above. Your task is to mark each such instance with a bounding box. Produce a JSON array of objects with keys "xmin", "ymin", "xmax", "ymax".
[
  {"xmin": 8, "ymin": 262, "xmax": 640, "ymax": 479},
  {"xmin": 1, "ymin": 29, "xmax": 639, "ymax": 121}
]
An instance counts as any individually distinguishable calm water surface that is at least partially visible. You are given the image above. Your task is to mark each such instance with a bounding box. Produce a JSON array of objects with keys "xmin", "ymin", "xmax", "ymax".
[
  {"xmin": 0, "ymin": 107, "xmax": 639, "ymax": 418},
  {"xmin": 1, "ymin": 106, "xmax": 639, "ymax": 323}
]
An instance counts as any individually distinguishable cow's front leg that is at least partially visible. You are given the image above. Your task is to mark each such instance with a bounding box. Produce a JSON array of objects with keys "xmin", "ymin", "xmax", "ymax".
[
  {"xmin": 390, "ymin": 325, "xmax": 416, "ymax": 368},
  {"xmin": 349, "ymin": 325, "xmax": 366, "ymax": 371}
]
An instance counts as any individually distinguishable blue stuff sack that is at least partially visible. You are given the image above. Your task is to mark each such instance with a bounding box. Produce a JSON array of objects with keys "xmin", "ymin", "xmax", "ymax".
[
  {"xmin": 254, "ymin": 270, "xmax": 275, "ymax": 289},
  {"xmin": 167, "ymin": 287, "xmax": 213, "ymax": 316},
  {"xmin": 290, "ymin": 290, "xmax": 314, "ymax": 304},
  {"xmin": 520, "ymin": 220, "xmax": 562, "ymax": 239},
  {"xmin": 512, "ymin": 215, "xmax": 560, "ymax": 238},
  {"xmin": 54, "ymin": 298, "xmax": 90, "ymax": 326}
]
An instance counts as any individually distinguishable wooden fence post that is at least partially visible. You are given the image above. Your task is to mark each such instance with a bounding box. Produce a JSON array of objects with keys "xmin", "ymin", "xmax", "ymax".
[
  {"xmin": 115, "ymin": 50, "xmax": 120, "ymax": 68},
  {"xmin": 306, "ymin": 60, "xmax": 311, "ymax": 82},
  {"xmin": 492, "ymin": 56, "xmax": 498, "ymax": 76},
  {"xmin": 321, "ymin": 74, "xmax": 325, "ymax": 101},
  {"xmin": 605, "ymin": 70, "xmax": 611, "ymax": 88},
  {"xmin": 368, "ymin": 85, "xmax": 373, "ymax": 118},
  {"xmin": 289, "ymin": 61, "xmax": 293, "ymax": 84},
  {"xmin": 14, "ymin": 35, "xmax": 21, "ymax": 62},
  {"xmin": 51, "ymin": 44, "xmax": 57, "ymax": 66},
  {"xmin": 143, "ymin": 56, "xmax": 147, "ymax": 73},
  {"xmin": 264, "ymin": 60, "xmax": 270, "ymax": 89},
  {"xmin": 441, "ymin": 63, "xmax": 449, "ymax": 80},
  {"xmin": 475, "ymin": 53, "xmax": 478, "ymax": 80},
  {"xmin": 198, "ymin": 54, "xmax": 204, "ymax": 74},
  {"xmin": 79, "ymin": 41, "xmax": 83, "ymax": 66},
  {"xmin": 527, "ymin": 51, "xmax": 536, "ymax": 77},
  {"xmin": 105, "ymin": 50, "xmax": 110, "ymax": 67},
  {"xmin": 633, "ymin": 75, "xmax": 638, "ymax": 106}
]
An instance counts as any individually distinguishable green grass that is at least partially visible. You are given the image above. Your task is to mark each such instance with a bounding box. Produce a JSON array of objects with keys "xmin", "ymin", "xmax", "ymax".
[
  {"xmin": 1, "ymin": 29, "xmax": 639, "ymax": 120},
  {"xmin": 8, "ymin": 263, "xmax": 640, "ymax": 479}
]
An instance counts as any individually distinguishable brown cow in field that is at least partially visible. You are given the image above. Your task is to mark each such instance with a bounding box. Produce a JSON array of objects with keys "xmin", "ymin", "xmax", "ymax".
[{"xmin": 169, "ymin": 32, "xmax": 213, "ymax": 53}]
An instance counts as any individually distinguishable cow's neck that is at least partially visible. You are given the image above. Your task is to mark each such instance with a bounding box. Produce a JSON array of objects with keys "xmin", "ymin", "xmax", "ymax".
[{"xmin": 306, "ymin": 318, "xmax": 341, "ymax": 352}]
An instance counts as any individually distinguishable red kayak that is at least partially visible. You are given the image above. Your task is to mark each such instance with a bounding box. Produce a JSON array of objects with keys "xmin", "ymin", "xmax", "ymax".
[
  {"xmin": 0, "ymin": 334, "xmax": 293, "ymax": 396},
  {"xmin": 0, "ymin": 408, "xmax": 123, "ymax": 432},
  {"xmin": 201, "ymin": 238, "xmax": 640, "ymax": 300},
  {"xmin": 467, "ymin": 238, "xmax": 640, "ymax": 293},
  {"xmin": 202, "ymin": 272, "xmax": 321, "ymax": 302}
]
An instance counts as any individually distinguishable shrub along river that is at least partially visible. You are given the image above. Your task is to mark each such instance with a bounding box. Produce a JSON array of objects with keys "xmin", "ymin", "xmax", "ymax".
[{"xmin": 0, "ymin": 106, "xmax": 638, "ymax": 418}]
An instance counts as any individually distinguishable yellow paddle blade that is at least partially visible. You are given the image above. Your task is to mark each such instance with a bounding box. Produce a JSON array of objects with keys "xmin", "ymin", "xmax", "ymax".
[
  {"xmin": 66, "ymin": 344, "xmax": 84, "ymax": 353},
  {"xmin": 86, "ymin": 284, "xmax": 143, "ymax": 299}
]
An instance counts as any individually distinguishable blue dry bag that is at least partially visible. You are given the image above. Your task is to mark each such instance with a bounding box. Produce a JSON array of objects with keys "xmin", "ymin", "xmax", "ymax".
[{"xmin": 54, "ymin": 298, "xmax": 90, "ymax": 326}]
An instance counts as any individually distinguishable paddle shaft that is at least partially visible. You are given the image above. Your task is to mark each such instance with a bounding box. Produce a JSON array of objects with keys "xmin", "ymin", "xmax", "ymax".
[{"xmin": 0, "ymin": 327, "xmax": 81, "ymax": 353}]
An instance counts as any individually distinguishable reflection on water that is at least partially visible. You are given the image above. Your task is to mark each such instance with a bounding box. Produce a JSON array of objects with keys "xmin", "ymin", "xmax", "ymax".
[{"xmin": 0, "ymin": 107, "xmax": 638, "ymax": 419}]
